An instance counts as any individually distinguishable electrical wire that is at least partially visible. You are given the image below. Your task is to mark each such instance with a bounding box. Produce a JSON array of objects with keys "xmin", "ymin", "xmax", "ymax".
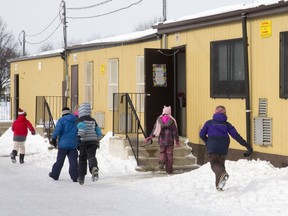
[
  {"xmin": 158, "ymin": 49, "xmax": 180, "ymax": 56},
  {"xmin": 19, "ymin": 1, "xmax": 64, "ymax": 46},
  {"xmin": 25, "ymin": 21, "xmax": 62, "ymax": 45},
  {"xmin": 66, "ymin": 0, "xmax": 113, "ymax": 10},
  {"xmin": 67, "ymin": 0, "xmax": 143, "ymax": 19},
  {"xmin": 25, "ymin": 12, "xmax": 61, "ymax": 37}
]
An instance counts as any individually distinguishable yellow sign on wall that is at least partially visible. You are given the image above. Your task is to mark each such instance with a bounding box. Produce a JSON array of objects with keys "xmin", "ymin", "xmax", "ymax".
[
  {"xmin": 100, "ymin": 64, "xmax": 105, "ymax": 75},
  {"xmin": 260, "ymin": 20, "xmax": 272, "ymax": 38}
]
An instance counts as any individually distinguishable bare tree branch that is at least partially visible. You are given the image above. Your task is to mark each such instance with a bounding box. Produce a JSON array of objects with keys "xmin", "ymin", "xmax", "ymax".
[
  {"xmin": 0, "ymin": 17, "xmax": 20, "ymax": 94},
  {"xmin": 133, "ymin": 16, "xmax": 163, "ymax": 32}
]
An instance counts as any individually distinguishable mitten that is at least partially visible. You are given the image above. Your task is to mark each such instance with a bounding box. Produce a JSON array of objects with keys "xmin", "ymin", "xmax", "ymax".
[
  {"xmin": 77, "ymin": 136, "xmax": 82, "ymax": 145},
  {"xmin": 145, "ymin": 136, "xmax": 152, "ymax": 142},
  {"xmin": 31, "ymin": 132, "xmax": 36, "ymax": 135},
  {"xmin": 51, "ymin": 139, "xmax": 57, "ymax": 147},
  {"xmin": 77, "ymin": 136, "xmax": 82, "ymax": 150}
]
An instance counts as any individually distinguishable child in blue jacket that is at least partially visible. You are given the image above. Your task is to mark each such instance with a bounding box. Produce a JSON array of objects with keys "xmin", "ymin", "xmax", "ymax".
[
  {"xmin": 199, "ymin": 105, "xmax": 253, "ymax": 190},
  {"xmin": 49, "ymin": 107, "xmax": 78, "ymax": 182}
]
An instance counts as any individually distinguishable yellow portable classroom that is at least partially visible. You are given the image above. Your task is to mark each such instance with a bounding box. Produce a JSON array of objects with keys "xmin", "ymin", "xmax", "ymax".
[
  {"xmin": 151, "ymin": 0, "xmax": 288, "ymax": 167},
  {"xmin": 9, "ymin": 1, "xmax": 288, "ymax": 167}
]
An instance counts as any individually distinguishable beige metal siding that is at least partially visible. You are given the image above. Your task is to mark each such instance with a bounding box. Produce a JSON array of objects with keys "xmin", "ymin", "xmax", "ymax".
[{"xmin": 10, "ymin": 57, "xmax": 64, "ymax": 124}]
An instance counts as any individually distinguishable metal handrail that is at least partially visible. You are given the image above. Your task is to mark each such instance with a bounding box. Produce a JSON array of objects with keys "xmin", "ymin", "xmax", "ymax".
[
  {"xmin": 112, "ymin": 93, "xmax": 147, "ymax": 165},
  {"xmin": 43, "ymin": 97, "xmax": 55, "ymax": 143}
]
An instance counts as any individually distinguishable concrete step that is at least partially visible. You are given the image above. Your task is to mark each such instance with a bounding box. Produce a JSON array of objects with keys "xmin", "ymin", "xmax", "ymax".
[
  {"xmin": 109, "ymin": 136, "xmax": 199, "ymax": 172},
  {"xmin": 136, "ymin": 164, "xmax": 200, "ymax": 172},
  {"xmin": 137, "ymin": 154, "xmax": 197, "ymax": 167}
]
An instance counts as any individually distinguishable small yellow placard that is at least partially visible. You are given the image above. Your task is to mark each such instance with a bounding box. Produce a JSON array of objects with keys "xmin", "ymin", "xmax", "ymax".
[
  {"xmin": 100, "ymin": 64, "xmax": 105, "ymax": 75},
  {"xmin": 260, "ymin": 20, "xmax": 272, "ymax": 38}
]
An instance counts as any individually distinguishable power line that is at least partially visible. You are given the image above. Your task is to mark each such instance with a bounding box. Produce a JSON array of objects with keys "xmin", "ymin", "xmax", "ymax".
[
  {"xmin": 66, "ymin": 0, "xmax": 113, "ymax": 10},
  {"xmin": 25, "ymin": 21, "xmax": 62, "ymax": 45},
  {"xmin": 25, "ymin": 11, "xmax": 61, "ymax": 37},
  {"xmin": 67, "ymin": 0, "xmax": 143, "ymax": 19}
]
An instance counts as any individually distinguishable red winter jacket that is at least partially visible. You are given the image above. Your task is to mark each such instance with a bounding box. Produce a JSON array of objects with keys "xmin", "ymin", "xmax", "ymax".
[{"xmin": 12, "ymin": 115, "xmax": 35, "ymax": 138}]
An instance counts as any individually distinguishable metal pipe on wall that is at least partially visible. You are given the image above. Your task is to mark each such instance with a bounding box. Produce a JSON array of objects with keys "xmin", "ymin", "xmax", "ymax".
[{"xmin": 241, "ymin": 13, "xmax": 252, "ymax": 146}]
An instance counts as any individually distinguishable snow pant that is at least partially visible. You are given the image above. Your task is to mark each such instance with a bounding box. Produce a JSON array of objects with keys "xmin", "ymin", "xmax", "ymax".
[
  {"xmin": 78, "ymin": 141, "xmax": 98, "ymax": 178},
  {"xmin": 208, "ymin": 154, "xmax": 227, "ymax": 187},
  {"xmin": 50, "ymin": 149, "xmax": 78, "ymax": 181},
  {"xmin": 13, "ymin": 141, "xmax": 25, "ymax": 154},
  {"xmin": 159, "ymin": 145, "xmax": 174, "ymax": 173}
]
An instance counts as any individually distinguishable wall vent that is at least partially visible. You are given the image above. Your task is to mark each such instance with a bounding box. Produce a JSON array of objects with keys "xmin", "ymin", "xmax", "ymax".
[
  {"xmin": 258, "ymin": 98, "xmax": 268, "ymax": 117},
  {"xmin": 254, "ymin": 117, "xmax": 272, "ymax": 145},
  {"xmin": 95, "ymin": 112, "xmax": 105, "ymax": 129}
]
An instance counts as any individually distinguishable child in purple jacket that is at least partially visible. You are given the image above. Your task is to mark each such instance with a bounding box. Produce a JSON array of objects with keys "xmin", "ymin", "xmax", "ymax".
[{"xmin": 199, "ymin": 105, "xmax": 253, "ymax": 190}]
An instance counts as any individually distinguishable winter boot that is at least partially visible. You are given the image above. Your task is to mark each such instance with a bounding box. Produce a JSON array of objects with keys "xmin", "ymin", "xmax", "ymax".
[
  {"xmin": 10, "ymin": 150, "xmax": 17, "ymax": 163},
  {"xmin": 158, "ymin": 161, "xmax": 165, "ymax": 171},
  {"xmin": 19, "ymin": 154, "xmax": 25, "ymax": 164},
  {"xmin": 91, "ymin": 167, "xmax": 99, "ymax": 182},
  {"xmin": 77, "ymin": 175, "xmax": 85, "ymax": 185},
  {"xmin": 217, "ymin": 172, "xmax": 229, "ymax": 191}
]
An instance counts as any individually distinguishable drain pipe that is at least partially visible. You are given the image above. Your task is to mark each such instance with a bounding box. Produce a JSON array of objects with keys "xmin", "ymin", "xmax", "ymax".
[
  {"xmin": 242, "ymin": 13, "xmax": 252, "ymax": 146},
  {"xmin": 162, "ymin": 0, "xmax": 167, "ymax": 49}
]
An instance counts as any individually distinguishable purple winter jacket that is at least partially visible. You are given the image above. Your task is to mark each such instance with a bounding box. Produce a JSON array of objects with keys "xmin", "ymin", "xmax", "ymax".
[{"xmin": 199, "ymin": 113, "xmax": 248, "ymax": 155}]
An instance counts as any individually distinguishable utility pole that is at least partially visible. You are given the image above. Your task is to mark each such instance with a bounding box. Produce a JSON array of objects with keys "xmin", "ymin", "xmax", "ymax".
[
  {"xmin": 163, "ymin": 0, "xmax": 167, "ymax": 21},
  {"xmin": 62, "ymin": 0, "xmax": 69, "ymax": 106},
  {"xmin": 19, "ymin": 30, "xmax": 26, "ymax": 56},
  {"xmin": 162, "ymin": 0, "xmax": 167, "ymax": 48},
  {"xmin": 22, "ymin": 31, "xmax": 26, "ymax": 56}
]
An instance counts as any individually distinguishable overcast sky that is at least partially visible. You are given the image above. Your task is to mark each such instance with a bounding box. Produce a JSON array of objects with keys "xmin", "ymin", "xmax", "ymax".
[{"xmin": 0, "ymin": 0, "xmax": 254, "ymax": 54}]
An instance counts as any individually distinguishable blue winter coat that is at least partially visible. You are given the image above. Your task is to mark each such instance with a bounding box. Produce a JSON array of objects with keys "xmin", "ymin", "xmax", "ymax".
[
  {"xmin": 199, "ymin": 113, "xmax": 248, "ymax": 155},
  {"xmin": 52, "ymin": 113, "xmax": 78, "ymax": 149}
]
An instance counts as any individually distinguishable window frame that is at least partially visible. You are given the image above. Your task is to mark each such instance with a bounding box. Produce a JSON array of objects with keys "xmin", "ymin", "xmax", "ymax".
[
  {"xmin": 108, "ymin": 58, "xmax": 119, "ymax": 110},
  {"xmin": 136, "ymin": 56, "xmax": 145, "ymax": 112},
  {"xmin": 210, "ymin": 38, "xmax": 245, "ymax": 98},
  {"xmin": 280, "ymin": 31, "xmax": 288, "ymax": 98},
  {"xmin": 84, "ymin": 61, "xmax": 94, "ymax": 106}
]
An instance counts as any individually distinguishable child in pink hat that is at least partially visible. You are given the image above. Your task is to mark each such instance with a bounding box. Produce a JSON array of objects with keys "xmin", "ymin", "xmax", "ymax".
[{"xmin": 146, "ymin": 106, "xmax": 180, "ymax": 174}]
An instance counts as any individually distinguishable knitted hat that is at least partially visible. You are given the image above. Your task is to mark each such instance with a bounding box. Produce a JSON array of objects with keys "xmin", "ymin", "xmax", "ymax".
[
  {"xmin": 78, "ymin": 103, "xmax": 91, "ymax": 118},
  {"xmin": 215, "ymin": 105, "xmax": 226, "ymax": 114},
  {"xmin": 162, "ymin": 106, "xmax": 171, "ymax": 116},
  {"xmin": 18, "ymin": 108, "xmax": 26, "ymax": 115},
  {"xmin": 62, "ymin": 107, "xmax": 71, "ymax": 115}
]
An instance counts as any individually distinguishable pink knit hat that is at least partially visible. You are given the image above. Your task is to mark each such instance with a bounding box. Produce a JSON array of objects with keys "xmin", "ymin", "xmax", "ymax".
[
  {"xmin": 215, "ymin": 105, "xmax": 226, "ymax": 114},
  {"xmin": 162, "ymin": 106, "xmax": 171, "ymax": 115}
]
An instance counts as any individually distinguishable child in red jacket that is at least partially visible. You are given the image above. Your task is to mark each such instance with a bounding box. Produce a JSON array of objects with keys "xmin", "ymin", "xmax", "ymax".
[{"xmin": 10, "ymin": 108, "xmax": 36, "ymax": 164}]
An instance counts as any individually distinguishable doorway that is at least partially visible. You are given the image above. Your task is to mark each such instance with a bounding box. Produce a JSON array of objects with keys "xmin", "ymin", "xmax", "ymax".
[
  {"xmin": 14, "ymin": 74, "xmax": 19, "ymax": 119},
  {"xmin": 175, "ymin": 48, "xmax": 186, "ymax": 137},
  {"xmin": 144, "ymin": 47, "xmax": 186, "ymax": 136}
]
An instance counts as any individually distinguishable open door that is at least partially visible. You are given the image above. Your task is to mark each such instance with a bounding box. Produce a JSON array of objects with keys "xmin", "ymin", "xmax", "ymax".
[{"xmin": 144, "ymin": 48, "xmax": 175, "ymax": 135}]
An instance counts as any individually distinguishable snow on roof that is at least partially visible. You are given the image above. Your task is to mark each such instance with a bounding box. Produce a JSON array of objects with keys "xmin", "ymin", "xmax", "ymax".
[
  {"xmin": 164, "ymin": 0, "xmax": 284, "ymax": 24},
  {"xmin": 13, "ymin": 0, "xmax": 285, "ymax": 60},
  {"xmin": 27, "ymin": 48, "xmax": 64, "ymax": 57},
  {"xmin": 74, "ymin": 28, "xmax": 157, "ymax": 46}
]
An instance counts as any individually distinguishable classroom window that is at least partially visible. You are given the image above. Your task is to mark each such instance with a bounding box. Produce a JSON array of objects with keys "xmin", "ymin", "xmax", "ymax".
[
  {"xmin": 84, "ymin": 62, "xmax": 93, "ymax": 105},
  {"xmin": 280, "ymin": 31, "xmax": 288, "ymax": 98},
  {"xmin": 136, "ymin": 56, "xmax": 145, "ymax": 112},
  {"xmin": 108, "ymin": 59, "xmax": 119, "ymax": 110},
  {"xmin": 210, "ymin": 38, "xmax": 245, "ymax": 98}
]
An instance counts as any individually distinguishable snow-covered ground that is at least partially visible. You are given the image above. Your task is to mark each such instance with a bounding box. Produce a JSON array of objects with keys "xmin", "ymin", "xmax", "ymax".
[{"xmin": 0, "ymin": 127, "xmax": 288, "ymax": 216}]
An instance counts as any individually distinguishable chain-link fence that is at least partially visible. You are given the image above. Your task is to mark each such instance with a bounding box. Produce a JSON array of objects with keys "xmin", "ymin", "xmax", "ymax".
[{"xmin": 0, "ymin": 94, "xmax": 11, "ymax": 120}]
